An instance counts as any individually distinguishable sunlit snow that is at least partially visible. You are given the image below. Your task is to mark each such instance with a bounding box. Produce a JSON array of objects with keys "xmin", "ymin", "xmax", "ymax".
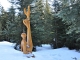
[{"xmin": 0, "ymin": 41, "xmax": 80, "ymax": 60}]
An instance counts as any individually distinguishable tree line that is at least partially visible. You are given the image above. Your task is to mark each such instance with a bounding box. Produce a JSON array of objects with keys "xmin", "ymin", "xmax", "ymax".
[{"xmin": 0, "ymin": 0, "xmax": 80, "ymax": 51}]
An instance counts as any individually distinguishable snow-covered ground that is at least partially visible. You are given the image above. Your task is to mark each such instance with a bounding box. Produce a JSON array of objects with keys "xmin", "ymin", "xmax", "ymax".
[{"xmin": 0, "ymin": 41, "xmax": 80, "ymax": 60}]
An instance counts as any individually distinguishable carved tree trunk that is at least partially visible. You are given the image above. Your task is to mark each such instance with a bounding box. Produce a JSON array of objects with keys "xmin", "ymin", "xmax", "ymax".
[
  {"xmin": 23, "ymin": 19, "xmax": 33, "ymax": 53},
  {"xmin": 21, "ymin": 33, "xmax": 28, "ymax": 54},
  {"xmin": 21, "ymin": 5, "xmax": 33, "ymax": 54}
]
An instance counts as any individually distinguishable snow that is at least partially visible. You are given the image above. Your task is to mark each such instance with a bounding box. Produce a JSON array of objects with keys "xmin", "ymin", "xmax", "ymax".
[{"xmin": 0, "ymin": 41, "xmax": 80, "ymax": 60}]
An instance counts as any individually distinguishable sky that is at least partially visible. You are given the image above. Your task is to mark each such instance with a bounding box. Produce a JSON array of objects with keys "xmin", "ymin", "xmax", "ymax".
[
  {"xmin": 0, "ymin": 0, "xmax": 11, "ymax": 10},
  {"xmin": 0, "ymin": 0, "xmax": 54, "ymax": 11}
]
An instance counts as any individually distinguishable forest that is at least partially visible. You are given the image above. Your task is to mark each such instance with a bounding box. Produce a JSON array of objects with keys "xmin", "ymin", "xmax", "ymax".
[{"xmin": 0, "ymin": 0, "xmax": 80, "ymax": 51}]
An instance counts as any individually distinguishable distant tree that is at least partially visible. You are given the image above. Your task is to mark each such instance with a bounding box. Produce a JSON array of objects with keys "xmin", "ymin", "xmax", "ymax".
[
  {"xmin": 1, "ymin": 6, "xmax": 16, "ymax": 41},
  {"xmin": 57, "ymin": 0, "xmax": 80, "ymax": 50},
  {"xmin": 30, "ymin": 0, "xmax": 54, "ymax": 46},
  {"xmin": 58, "ymin": 0, "xmax": 80, "ymax": 34},
  {"xmin": 0, "ymin": 7, "xmax": 9, "ymax": 40},
  {"xmin": 30, "ymin": 0, "xmax": 45, "ymax": 46},
  {"xmin": 51, "ymin": 0, "xmax": 60, "ymax": 48},
  {"xmin": 43, "ymin": 0, "xmax": 54, "ymax": 44},
  {"xmin": 0, "ymin": 4, "xmax": 3, "ymax": 14},
  {"xmin": 0, "ymin": 5, "xmax": 5, "ymax": 40},
  {"xmin": 50, "ymin": 0, "xmax": 68, "ymax": 49}
]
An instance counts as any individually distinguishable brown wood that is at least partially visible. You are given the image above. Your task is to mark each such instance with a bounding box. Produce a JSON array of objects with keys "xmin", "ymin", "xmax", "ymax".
[{"xmin": 21, "ymin": 5, "xmax": 33, "ymax": 54}]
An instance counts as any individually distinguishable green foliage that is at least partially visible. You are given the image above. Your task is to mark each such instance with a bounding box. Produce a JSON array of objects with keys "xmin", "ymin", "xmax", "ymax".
[
  {"xmin": 51, "ymin": 16, "xmax": 68, "ymax": 48},
  {"xmin": 3, "ymin": 6, "xmax": 16, "ymax": 41},
  {"xmin": 0, "ymin": 0, "xmax": 80, "ymax": 51},
  {"xmin": 64, "ymin": 31, "xmax": 80, "ymax": 50},
  {"xmin": 0, "ymin": 8, "xmax": 9, "ymax": 40},
  {"xmin": 0, "ymin": 4, "xmax": 3, "ymax": 14},
  {"xmin": 58, "ymin": 0, "xmax": 80, "ymax": 33},
  {"xmin": 31, "ymin": 0, "xmax": 45, "ymax": 46},
  {"xmin": 0, "ymin": 5, "xmax": 23, "ymax": 44},
  {"xmin": 51, "ymin": 0, "xmax": 67, "ymax": 48},
  {"xmin": 56, "ymin": 0, "xmax": 80, "ymax": 50},
  {"xmin": 31, "ymin": 0, "xmax": 54, "ymax": 46}
]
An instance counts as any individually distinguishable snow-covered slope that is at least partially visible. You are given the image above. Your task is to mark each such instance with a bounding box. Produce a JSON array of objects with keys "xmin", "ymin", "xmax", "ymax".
[{"xmin": 0, "ymin": 41, "xmax": 80, "ymax": 60}]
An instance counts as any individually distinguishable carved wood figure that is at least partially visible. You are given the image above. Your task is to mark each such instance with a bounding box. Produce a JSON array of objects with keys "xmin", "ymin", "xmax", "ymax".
[
  {"xmin": 21, "ymin": 33, "xmax": 28, "ymax": 54},
  {"xmin": 21, "ymin": 5, "xmax": 33, "ymax": 54},
  {"xmin": 23, "ymin": 19, "xmax": 33, "ymax": 53}
]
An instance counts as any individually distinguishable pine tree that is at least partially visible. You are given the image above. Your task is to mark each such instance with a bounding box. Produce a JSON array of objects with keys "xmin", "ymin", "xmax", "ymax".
[
  {"xmin": 43, "ymin": 0, "xmax": 54, "ymax": 44},
  {"xmin": 58, "ymin": 0, "xmax": 80, "ymax": 33},
  {"xmin": 2, "ymin": 6, "xmax": 16, "ymax": 42},
  {"xmin": 30, "ymin": 0, "xmax": 45, "ymax": 46},
  {"xmin": 0, "ymin": 7, "xmax": 9, "ymax": 41},
  {"xmin": 50, "ymin": 0, "xmax": 68, "ymax": 48},
  {"xmin": 57, "ymin": 0, "xmax": 80, "ymax": 50}
]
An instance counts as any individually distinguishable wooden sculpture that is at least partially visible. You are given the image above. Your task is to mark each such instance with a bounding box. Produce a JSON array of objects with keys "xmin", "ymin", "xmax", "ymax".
[
  {"xmin": 23, "ymin": 19, "xmax": 33, "ymax": 53},
  {"xmin": 21, "ymin": 5, "xmax": 33, "ymax": 54},
  {"xmin": 21, "ymin": 33, "xmax": 27, "ymax": 54}
]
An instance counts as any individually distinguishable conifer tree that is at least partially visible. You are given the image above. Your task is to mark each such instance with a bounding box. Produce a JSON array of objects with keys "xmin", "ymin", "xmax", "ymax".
[
  {"xmin": 31, "ymin": 0, "xmax": 45, "ymax": 46},
  {"xmin": 0, "ymin": 7, "xmax": 9, "ymax": 41},
  {"xmin": 51, "ymin": 0, "xmax": 68, "ymax": 48},
  {"xmin": 43, "ymin": 0, "xmax": 54, "ymax": 44},
  {"xmin": 3, "ymin": 6, "xmax": 16, "ymax": 42},
  {"xmin": 31, "ymin": 0, "xmax": 54, "ymax": 46},
  {"xmin": 57, "ymin": 0, "xmax": 80, "ymax": 50}
]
